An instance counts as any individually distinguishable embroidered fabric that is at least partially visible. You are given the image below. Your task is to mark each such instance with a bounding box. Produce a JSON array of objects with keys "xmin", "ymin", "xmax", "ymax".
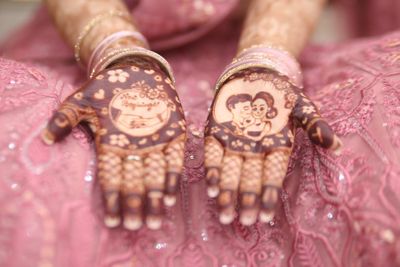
[{"xmin": 0, "ymin": 1, "xmax": 400, "ymax": 266}]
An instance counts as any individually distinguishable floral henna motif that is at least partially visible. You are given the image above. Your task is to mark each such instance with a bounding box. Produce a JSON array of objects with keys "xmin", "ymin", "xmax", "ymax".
[
  {"xmin": 41, "ymin": 58, "xmax": 186, "ymax": 230},
  {"xmin": 205, "ymin": 68, "xmax": 342, "ymax": 225}
]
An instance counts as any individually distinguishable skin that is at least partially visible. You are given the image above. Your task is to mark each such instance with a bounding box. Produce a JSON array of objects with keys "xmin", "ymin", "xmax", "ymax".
[
  {"xmin": 252, "ymin": 98, "xmax": 268, "ymax": 119},
  {"xmin": 205, "ymin": 0, "xmax": 328, "ymax": 227},
  {"xmin": 205, "ymin": 68, "xmax": 342, "ymax": 226},
  {"xmin": 42, "ymin": 58, "xmax": 186, "ymax": 231},
  {"xmin": 229, "ymin": 101, "xmax": 253, "ymax": 128},
  {"xmin": 245, "ymin": 98, "xmax": 271, "ymax": 139}
]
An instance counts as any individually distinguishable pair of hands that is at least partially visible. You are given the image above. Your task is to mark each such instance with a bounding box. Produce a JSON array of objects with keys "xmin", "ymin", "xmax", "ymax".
[{"xmin": 42, "ymin": 57, "xmax": 341, "ymax": 230}]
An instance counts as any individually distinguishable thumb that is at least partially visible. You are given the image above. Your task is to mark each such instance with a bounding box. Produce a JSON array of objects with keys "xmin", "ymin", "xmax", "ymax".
[
  {"xmin": 41, "ymin": 101, "xmax": 85, "ymax": 145},
  {"xmin": 292, "ymin": 93, "xmax": 343, "ymax": 155}
]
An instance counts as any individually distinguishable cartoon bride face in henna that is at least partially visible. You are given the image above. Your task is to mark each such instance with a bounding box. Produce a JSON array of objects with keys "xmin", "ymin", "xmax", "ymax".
[
  {"xmin": 109, "ymin": 82, "xmax": 175, "ymax": 137},
  {"xmin": 245, "ymin": 92, "xmax": 278, "ymax": 140},
  {"xmin": 223, "ymin": 92, "xmax": 278, "ymax": 140}
]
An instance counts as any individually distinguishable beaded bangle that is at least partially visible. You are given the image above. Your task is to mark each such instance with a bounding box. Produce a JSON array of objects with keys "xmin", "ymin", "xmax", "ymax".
[
  {"xmin": 87, "ymin": 31, "xmax": 149, "ymax": 75},
  {"xmin": 89, "ymin": 47, "xmax": 175, "ymax": 84},
  {"xmin": 74, "ymin": 10, "xmax": 132, "ymax": 66},
  {"xmin": 215, "ymin": 46, "xmax": 303, "ymax": 91}
]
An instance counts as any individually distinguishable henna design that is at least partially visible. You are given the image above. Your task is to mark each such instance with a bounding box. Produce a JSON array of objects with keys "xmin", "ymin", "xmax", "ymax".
[
  {"xmin": 205, "ymin": 67, "xmax": 342, "ymax": 225},
  {"xmin": 260, "ymin": 148, "xmax": 291, "ymax": 222},
  {"xmin": 239, "ymin": 157, "xmax": 263, "ymax": 226},
  {"xmin": 164, "ymin": 135, "xmax": 185, "ymax": 206},
  {"xmin": 292, "ymin": 92, "xmax": 343, "ymax": 153},
  {"xmin": 42, "ymin": 57, "xmax": 186, "ymax": 230},
  {"xmin": 218, "ymin": 154, "xmax": 243, "ymax": 224},
  {"xmin": 121, "ymin": 155, "xmax": 144, "ymax": 230},
  {"xmin": 204, "ymin": 136, "xmax": 224, "ymax": 197}
]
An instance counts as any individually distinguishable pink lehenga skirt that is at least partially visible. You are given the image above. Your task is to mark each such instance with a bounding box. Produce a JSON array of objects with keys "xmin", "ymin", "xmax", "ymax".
[{"xmin": 0, "ymin": 2, "xmax": 399, "ymax": 267}]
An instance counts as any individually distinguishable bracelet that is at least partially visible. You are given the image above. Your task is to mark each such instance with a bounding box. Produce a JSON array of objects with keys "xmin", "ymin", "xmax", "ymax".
[
  {"xmin": 87, "ymin": 31, "xmax": 149, "ymax": 75},
  {"xmin": 89, "ymin": 47, "xmax": 175, "ymax": 84},
  {"xmin": 235, "ymin": 45, "xmax": 302, "ymax": 81},
  {"xmin": 74, "ymin": 10, "xmax": 132, "ymax": 66},
  {"xmin": 215, "ymin": 46, "xmax": 303, "ymax": 91}
]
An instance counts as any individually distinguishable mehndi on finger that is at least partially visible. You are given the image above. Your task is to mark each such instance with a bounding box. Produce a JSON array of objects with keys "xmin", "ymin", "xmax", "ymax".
[
  {"xmin": 292, "ymin": 93, "xmax": 343, "ymax": 155},
  {"xmin": 97, "ymin": 151, "xmax": 123, "ymax": 227},
  {"xmin": 239, "ymin": 157, "xmax": 263, "ymax": 225},
  {"xmin": 121, "ymin": 154, "xmax": 145, "ymax": 230},
  {"xmin": 260, "ymin": 148, "xmax": 291, "ymax": 222},
  {"xmin": 164, "ymin": 135, "xmax": 185, "ymax": 206},
  {"xmin": 204, "ymin": 136, "xmax": 224, "ymax": 197},
  {"xmin": 144, "ymin": 152, "xmax": 166, "ymax": 230},
  {"xmin": 218, "ymin": 154, "xmax": 243, "ymax": 224},
  {"xmin": 41, "ymin": 102, "xmax": 90, "ymax": 145}
]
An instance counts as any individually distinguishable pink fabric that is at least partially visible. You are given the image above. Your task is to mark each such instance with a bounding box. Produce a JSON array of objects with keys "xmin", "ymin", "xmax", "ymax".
[
  {"xmin": 336, "ymin": 0, "xmax": 400, "ymax": 37},
  {"xmin": 1, "ymin": 1, "xmax": 400, "ymax": 266}
]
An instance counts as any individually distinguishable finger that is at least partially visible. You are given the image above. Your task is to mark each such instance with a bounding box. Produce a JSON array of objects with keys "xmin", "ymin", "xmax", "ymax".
[
  {"xmin": 97, "ymin": 151, "xmax": 123, "ymax": 228},
  {"xmin": 204, "ymin": 137, "xmax": 224, "ymax": 197},
  {"xmin": 306, "ymin": 119, "xmax": 343, "ymax": 155},
  {"xmin": 239, "ymin": 157, "xmax": 262, "ymax": 226},
  {"xmin": 292, "ymin": 94, "xmax": 342, "ymax": 155},
  {"xmin": 218, "ymin": 153, "xmax": 243, "ymax": 224},
  {"xmin": 41, "ymin": 100, "xmax": 86, "ymax": 145},
  {"xmin": 164, "ymin": 135, "xmax": 185, "ymax": 207},
  {"xmin": 260, "ymin": 148, "xmax": 291, "ymax": 223},
  {"xmin": 121, "ymin": 154, "xmax": 145, "ymax": 231},
  {"xmin": 144, "ymin": 152, "xmax": 166, "ymax": 230}
]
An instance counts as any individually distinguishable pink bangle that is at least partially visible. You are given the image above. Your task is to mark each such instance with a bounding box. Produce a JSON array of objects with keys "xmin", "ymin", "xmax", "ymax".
[
  {"xmin": 215, "ymin": 45, "xmax": 303, "ymax": 91},
  {"xmin": 87, "ymin": 31, "xmax": 149, "ymax": 76}
]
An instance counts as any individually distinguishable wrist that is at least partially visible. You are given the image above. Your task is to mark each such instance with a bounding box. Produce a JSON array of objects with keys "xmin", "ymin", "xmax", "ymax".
[
  {"xmin": 90, "ymin": 46, "xmax": 175, "ymax": 85},
  {"xmin": 215, "ymin": 45, "xmax": 303, "ymax": 92}
]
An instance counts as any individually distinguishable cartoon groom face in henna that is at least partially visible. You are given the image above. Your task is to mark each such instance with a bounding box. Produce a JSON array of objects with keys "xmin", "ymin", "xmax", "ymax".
[
  {"xmin": 223, "ymin": 92, "xmax": 278, "ymax": 139},
  {"xmin": 222, "ymin": 94, "xmax": 254, "ymax": 134}
]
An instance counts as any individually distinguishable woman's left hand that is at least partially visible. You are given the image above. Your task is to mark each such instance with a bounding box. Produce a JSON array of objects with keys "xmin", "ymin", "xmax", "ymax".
[{"xmin": 204, "ymin": 67, "xmax": 342, "ymax": 226}]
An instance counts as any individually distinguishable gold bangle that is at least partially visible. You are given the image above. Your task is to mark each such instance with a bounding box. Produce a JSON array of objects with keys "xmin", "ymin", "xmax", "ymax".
[
  {"xmin": 74, "ymin": 10, "xmax": 132, "ymax": 65},
  {"xmin": 89, "ymin": 47, "xmax": 175, "ymax": 84}
]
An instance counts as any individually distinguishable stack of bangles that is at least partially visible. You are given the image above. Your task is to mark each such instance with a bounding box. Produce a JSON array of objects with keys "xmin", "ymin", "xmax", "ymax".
[
  {"xmin": 74, "ymin": 10, "xmax": 175, "ymax": 83},
  {"xmin": 215, "ymin": 45, "xmax": 303, "ymax": 91}
]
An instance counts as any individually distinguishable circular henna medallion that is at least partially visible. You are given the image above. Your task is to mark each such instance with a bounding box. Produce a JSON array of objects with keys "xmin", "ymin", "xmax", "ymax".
[
  {"xmin": 109, "ymin": 82, "xmax": 175, "ymax": 137},
  {"xmin": 213, "ymin": 77, "xmax": 294, "ymax": 141}
]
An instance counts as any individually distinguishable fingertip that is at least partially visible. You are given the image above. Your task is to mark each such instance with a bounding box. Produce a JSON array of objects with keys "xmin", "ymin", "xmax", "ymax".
[
  {"xmin": 163, "ymin": 195, "xmax": 176, "ymax": 207},
  {"xmin": 41, "ymin": 128, "xmax": 55, "ymax": 145},
  {"xmin": 123, "ymin": 216, "xmax": 142, "ymax": 231},
  {"xmin": 104, "ymin": 215, "xmax": 121, "ymax": 228},
  {"xmin": 146, "ymin": 216, "xmax": 162, "ymax": 230},
  {"xmin": 330, "ymin": 135, "xmax": 343, "ymax": 156},
  {"xmin": 164, "ymin": 172, "xmax": 179, "ymax": 205},
  {"xmin": 207, "ymin": 186, "xmax": 220, "ymax": 198},
  {"xmin": 239, "ymin": 210, "xmax": 258, "ymax": 226},
  {"xmin": 219, "ymin": 211, "xmax": 235, "ymax": 225},
  {"xmin": 259, "ymin": 211, "xmax": 274, "ymax": 223}
]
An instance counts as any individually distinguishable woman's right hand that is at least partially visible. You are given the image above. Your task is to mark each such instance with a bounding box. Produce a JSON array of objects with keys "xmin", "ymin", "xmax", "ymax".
[{"xmin": 41, "ymin": 58, "xmax": 186, "ymax": 230}]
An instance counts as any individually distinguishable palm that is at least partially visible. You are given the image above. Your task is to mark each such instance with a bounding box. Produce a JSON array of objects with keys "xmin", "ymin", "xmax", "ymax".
[
  {"xmin": 205, "ymin": 68, "xmax": 341, "ymax": 225},
  {"xmin": 42, "ymin": 60, "xmax": 186, "ymax": 230}
]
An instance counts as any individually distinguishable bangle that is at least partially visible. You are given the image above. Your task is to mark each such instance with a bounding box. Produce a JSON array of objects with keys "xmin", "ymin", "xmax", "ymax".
[
  {"xmin": 215, "ymin": 46, "xmax": 303, "ymax": 91},
  {"xmin": 89, "ymin": 47, "xmax": 175, "ymax": 84},
  {"xmin": 74, "ymin": 10, "xmax": 132, "ymax": 66},
  {"xmin": 87, "ymin": 31, "xmax": 149, "ymax": 75}
]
